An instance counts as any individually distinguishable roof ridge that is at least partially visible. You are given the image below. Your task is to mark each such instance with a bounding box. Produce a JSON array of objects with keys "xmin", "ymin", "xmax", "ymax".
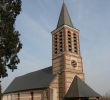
[
  {"xmin": 75, "ymin": 76, "xmax": 80, "ymax": 97},
  {"xmin": 15, "ymin": 66, "xmax": 52, "ymax": 79}
]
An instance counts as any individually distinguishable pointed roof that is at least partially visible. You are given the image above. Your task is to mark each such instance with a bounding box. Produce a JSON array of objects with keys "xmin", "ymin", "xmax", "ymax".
[
  {"xmin": 65, "ymin": 76, "xmax": 100, "ymax": 98},
  {"xmin": 57, "ymin": 2, "xmax": 73, "ymax": 29}
]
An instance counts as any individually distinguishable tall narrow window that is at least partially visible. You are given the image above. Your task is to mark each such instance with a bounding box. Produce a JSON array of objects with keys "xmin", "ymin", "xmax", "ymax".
[
  {"xmin": 54, "ymin": 34, "xmax": 58, "ymax": 54},
  {"xmin": 73, "ymin": 33, "xmax": 78, "ymax": 54},
  {"xmin": 59, "ymin": 32, "xmax": 63, "ymax": 53},
  {"xmin": 68, "ymin": 31, "xmax": 72, "ymax": 52}
]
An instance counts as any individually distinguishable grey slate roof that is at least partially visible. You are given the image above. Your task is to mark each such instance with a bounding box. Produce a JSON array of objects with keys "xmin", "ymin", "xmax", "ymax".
[
  {"xmin": 57, "ymin": 2, "xmax": 73, "ymax": 28},
  {"xmin": 4, "ymin": 67, "xmax": 54, "ymax": 94},
  {"xmin": 65, "ymin": 76, "xmax": 100, "ymax": 98}
]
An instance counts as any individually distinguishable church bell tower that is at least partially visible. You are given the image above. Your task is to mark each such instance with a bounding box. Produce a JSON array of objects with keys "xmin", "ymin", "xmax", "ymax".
[{"xmin": 52, "ymin": 2, "xmax": 84, "ymax": 99}]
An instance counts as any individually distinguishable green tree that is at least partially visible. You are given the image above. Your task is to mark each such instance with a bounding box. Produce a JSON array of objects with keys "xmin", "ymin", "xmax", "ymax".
[{"xmin": 0, "ymin": 0, "xmax": 22, "ymax": 78}]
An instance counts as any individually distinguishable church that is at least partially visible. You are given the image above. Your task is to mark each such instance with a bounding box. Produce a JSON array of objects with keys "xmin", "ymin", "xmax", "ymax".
[{"xmin": 2, "ymin": 2, "xmax": 100, "ymax": 100}]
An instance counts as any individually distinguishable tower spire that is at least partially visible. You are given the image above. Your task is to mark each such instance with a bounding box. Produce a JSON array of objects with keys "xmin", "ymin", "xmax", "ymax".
[
  {"xmin": 52, "ymin": 2, "xmax": 84, "ymax": 99},
  {"xmin": 57, "ymin": 2, "xmax": 73, "ymax": 29},
  {"xmin": 63, "ymin": 0, "xmax": 64, "ymax": 4}
]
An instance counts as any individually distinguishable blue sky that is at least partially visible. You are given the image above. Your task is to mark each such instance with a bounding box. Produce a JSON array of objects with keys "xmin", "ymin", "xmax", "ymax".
[{"xmin": 2, "ymin": 0, "xmax": 110, "ymax": 95}]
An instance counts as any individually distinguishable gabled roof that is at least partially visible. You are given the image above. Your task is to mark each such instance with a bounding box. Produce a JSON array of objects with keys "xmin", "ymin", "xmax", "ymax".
[
  {"xmin": 57, "ymin": 2, "xmax": 73, "ymax": 29},
  {"xmin": 4, "ymin": 67, "xmax": 54, "ymax": 94},
  {"xmin": 65, "ymin": 76, "xmax": 100, "ymax": 98}
]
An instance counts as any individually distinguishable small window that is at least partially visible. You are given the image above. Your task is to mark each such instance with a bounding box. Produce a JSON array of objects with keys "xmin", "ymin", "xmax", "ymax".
[
  {"xmin": 74, "ymin": 39, "xmax": 77, "ymax": 42},
  {"xmin": 74, "ymin": 36, "xmax": 76, "ymax": 39},
  {"xmin": 68, "ymin": 31, "xmax": 71, "ymax": 33},
  {"xmin": 74, "ymin": 49, "xmax": 78, "ymax": 53},
  {"xmin": 60, "ymin": 45, "xmax": 62, "ymax": 48},
  {"xmin": 54, "ymin": 35, "xmax": 57, "ymax": 38},
  {"xmin": 60, "ymin": 38, "xmax": 62, "ymax": 41},
  {"xmin": 74, "ymin": 33, "xmax": 76, "ymax": 36},
  {"xmin": 55, "ymin": 51, "xmax": 57, "ymax": 54},
  {"xmin": 59, "ymin": 32, "xmax": 62, "ymax": 36},
  {"xmin": 55, "ymin": 48, "xmax": 57, "ymax": 50},
  {"xmin": 74, "ymin": 50, "xmax": 77, "ymax": 53},
  {"xmin": 55, "ymin": 44, "xmax": 57, "ymax": 47},
  {"xmin": 69, "ymin": 49, "xmax": 72, "ymax": 52},
  {"xmin": 74, "ymin": 43, "xmax": 77, "ymax": 45},
  {"xmin": 74, "ymin": 47, "xmax": 77, "ymax": 49},
  {"xmin": 68, "ymin": 38, "xmax": 71, "ymax": 40},
  {"xmin": 68, "ymin": 34, "xmax": 71, "ymax": 37},
  {"xmin": 55, "ymin": 34, "xmax": 57, "ymax": 36},
  {"xmin": 60, "ymin": 42, "xmax": 62, "ymax": 44},
  {"xmin": 68, "ymin": 31, "xmax": 71, "ymax": 36},
  {"xmin": 54, "ymin": 41, "xmax": 57, "ymax": 44},
  {"xmin": 54, "ymin": 36, "xmax": 57, "ymax": 39},
  {"xmin": 68, "ymin": 41, "xmax": 71, "ymax": 44},
  {"xmin": 59, "ymin": 32, "xmax": 62, "ymax": 34},
  {"xmin": 59, "ymin": 35, "xmax": 62, "ymax": 37},
  {"xmin": 60, "ymin": 49, "xmax": 63, "ymax": 52},
  {"xmin": 68, "ymin": 45, "xmax": 71, "ymax": 47}
]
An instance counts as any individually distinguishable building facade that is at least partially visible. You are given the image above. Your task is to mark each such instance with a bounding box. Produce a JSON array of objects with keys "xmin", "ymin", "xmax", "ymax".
[
  {"xmin": 52, "ymin": 2, "xmax": 84, "ymax": 99},
  {"xmin": 2, "ymin": 2, "xmax": 100, "ymax": 100}
]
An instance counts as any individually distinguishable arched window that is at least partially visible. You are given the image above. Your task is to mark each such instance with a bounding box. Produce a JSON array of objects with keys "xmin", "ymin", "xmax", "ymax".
[
  {"xmin": 68, "ymin": 31, "xmax": 72, "ymax": 52},
  {"xmin": 73, "ymin": 33, "xmax": 78, "ymax": 54},
  {"xmin": 59, "ymin": 32, "xmax": 63, "ymax": 53},
  {"xmin": 54, "ymin": 34, "xmax": 58, "ymax": 54}
]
